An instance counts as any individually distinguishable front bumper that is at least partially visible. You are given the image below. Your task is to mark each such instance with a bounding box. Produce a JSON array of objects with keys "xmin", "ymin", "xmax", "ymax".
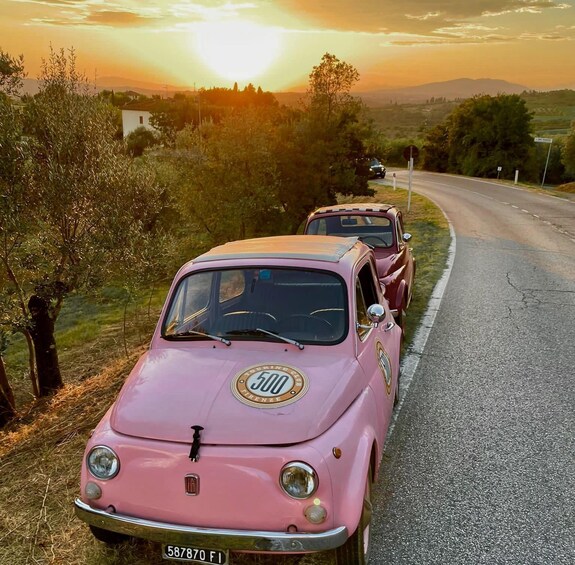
[{"xmin": 74, "ymin": 499, "xmax": 348, "ymax": 553}]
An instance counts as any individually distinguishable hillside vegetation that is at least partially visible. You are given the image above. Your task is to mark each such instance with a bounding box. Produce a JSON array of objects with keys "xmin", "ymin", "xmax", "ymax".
[{"xmin": 366, "ymin": 89, "xmax": 575, "ymax": 141}]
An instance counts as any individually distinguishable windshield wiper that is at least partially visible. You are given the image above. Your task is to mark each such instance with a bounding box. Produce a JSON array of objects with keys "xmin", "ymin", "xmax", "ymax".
[
  {"xmin": 255, "ymin": 327, "xmax": 305, "ymax": 350},
  {"xmin": 219, "ymin": 328, "xmax": 304, "ymax": 350},
  {"xmin": 170, "ymin": 329, "xmax": 231, "ymax": 346}
]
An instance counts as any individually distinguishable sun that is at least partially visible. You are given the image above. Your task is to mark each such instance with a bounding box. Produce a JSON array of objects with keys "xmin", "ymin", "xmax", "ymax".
[{"xmin": 194, "ymin": 20, "xmax": 282, "ymax": 83}]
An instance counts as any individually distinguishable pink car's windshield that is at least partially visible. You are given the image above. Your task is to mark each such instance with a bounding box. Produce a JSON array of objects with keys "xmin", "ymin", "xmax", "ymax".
[
  {"xmin": 306, "ymin": 215, "xmax": 394, "ymax": 249},
  {"xmin": 162, "ymin": 268, "xmax": 348, "ymax": 345}
]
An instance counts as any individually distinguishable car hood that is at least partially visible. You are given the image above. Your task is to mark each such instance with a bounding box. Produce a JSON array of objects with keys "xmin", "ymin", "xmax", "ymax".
[{"xmin": 110, "ymin": 347, "xmax": 364, "ymax": 446}]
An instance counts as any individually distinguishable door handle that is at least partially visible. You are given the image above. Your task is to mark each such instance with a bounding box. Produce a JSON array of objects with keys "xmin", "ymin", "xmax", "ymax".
[{"xmin": 384, "ymin": 321, "xmax": 395, "ymax": 332}]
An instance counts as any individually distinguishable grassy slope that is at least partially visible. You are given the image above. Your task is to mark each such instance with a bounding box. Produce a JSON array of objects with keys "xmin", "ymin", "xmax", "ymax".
[{"xmin": 0, "ymin": 184, "xmax": 450, "ymax": 565}]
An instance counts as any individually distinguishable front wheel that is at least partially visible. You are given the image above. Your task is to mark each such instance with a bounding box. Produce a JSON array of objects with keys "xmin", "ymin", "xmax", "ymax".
[
  {"xmin": 333, "ymin": 469, "xmax": 373, "ymax": 564},
  {"xmin": 395, "ymin": 299, "xmax": 407, "ymax": 336}
]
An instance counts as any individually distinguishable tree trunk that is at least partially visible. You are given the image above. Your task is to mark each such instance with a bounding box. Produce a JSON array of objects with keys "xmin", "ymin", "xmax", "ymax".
[
  {"xmin": 22, "ymin": 329, "xmax": 40, "ymax": 398},
  {"xmin": 0, "ymin": 356, "xmax": 16, "ymax": 427},
  {"xmin": 28, "ymin": 295, "xmax": 63, "ymax": 396}
]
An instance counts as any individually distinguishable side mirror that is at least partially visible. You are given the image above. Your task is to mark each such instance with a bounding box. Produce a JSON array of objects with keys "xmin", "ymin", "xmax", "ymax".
[
  {"xmin": 403, "ymin": 233, "xmax": 412, "ymax": 242},
  {"xmin": 367, "ymin": 304, "xmax": 385, "ymax": 326}
]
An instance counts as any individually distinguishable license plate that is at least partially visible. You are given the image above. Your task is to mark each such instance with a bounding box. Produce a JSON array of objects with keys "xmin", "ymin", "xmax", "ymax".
[{"xmin": 162, "ymin": 544, "xmax": 228, "ymax": 564}]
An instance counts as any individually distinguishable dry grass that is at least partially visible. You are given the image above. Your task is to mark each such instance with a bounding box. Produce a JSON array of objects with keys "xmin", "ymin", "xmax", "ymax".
[
  {"xmin": 0, "ymin": 351, "xmax": 142, "ymax": 564},
  {"xmin": 557, "ymin": 181, "xmax": 575, "ymax": 193}
]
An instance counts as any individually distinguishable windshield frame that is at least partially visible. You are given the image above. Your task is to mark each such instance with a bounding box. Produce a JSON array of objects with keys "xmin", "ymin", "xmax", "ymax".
[
  {"xmin": 306, "ymin": 214, "xmax": 395, "ymax": 249},
  {"xmin": 161, "ymin": 266, "xmax": 349, "ymax": 346}
]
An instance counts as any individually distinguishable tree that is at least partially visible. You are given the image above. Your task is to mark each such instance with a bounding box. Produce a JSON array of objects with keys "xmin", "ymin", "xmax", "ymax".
[
  {"xmin": 274, "ymin": 53, "xmax": 373, "ymax": 230},
  {"xmin": 423, "ymin": 94, "xmax": 536, "ymax": 180},
  {"xmin": 563, "ymin": 125, "xmax": 575, "ymax": 179},
  {"xmin": 0, "ymin": 331, "xmax": 15, "ymax": 426},
  {"xmin": 0, "ymin": 84, "xmax": 40, "ymax": 401},
  {"xmin": 0, "ymin": 47, "xmax": 166, "ymax": 403},
  {"xmin": 423, "ymin": 123, "xmax": 450, "ymax": 172},
  {"xmin": 166, "ymin": 108, "xmax": 282, "ymax": 245},
  {"xmin": 308, "ymin": 53, "xmax": 360, "ymax": 121},
  {"xmin": 125, "ymin": 126, "xmax": 161, "ymax": 157},
  {"xmin": 0, "ymin": 49, "xmax": 25, "ymax": 95}
]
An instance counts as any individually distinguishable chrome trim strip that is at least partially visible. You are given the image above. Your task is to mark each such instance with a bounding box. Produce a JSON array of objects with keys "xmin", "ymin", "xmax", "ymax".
[{"xmin": 74, "ymin": 499, "xmax": 348, "ymax": 552}]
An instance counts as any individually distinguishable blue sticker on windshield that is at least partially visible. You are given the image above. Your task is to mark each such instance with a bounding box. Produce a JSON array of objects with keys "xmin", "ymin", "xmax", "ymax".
[{"xmin": 259, "ymin": 269, "xmax": 272, "ymax": 281}]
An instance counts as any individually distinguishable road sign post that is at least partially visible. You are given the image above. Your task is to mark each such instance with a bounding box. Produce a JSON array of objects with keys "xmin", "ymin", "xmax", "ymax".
[
  {"xmin": 403, "ymin": 145, "xmax": 419, "ymax": 212},
  {"xmin": 534, "ymin": 137, "xmax": 553, "ymax": 188}
]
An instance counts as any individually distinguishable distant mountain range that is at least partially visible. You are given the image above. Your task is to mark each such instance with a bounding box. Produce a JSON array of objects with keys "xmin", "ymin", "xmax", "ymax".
[
  {"xmin": 355, "ymin": 78, "xmax": 530, "ymax": 105},
  {"xmin": 19, "ymin": 77, "xmax": 558, "ymax": 106}
]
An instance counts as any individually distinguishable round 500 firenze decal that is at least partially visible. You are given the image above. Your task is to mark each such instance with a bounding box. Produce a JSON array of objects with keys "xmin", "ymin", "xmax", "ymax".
[
  {"xmin": 376, "ymin": 342, "xmax": 393, "ymax": 395},
  {"xmin": 232, "ymin": 364, "xmax": 309, "ymax": 408}
]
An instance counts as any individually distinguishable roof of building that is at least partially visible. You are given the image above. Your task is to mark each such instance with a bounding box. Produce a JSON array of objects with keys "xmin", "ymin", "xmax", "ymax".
[{"xmin": 121, "ymin": 100, "xmax": 165, "ymax": 112}]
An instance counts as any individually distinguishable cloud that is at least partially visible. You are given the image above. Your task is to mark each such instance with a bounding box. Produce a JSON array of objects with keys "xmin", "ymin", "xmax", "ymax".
[
  {"xmin": 10, "ymin": 0, "xmax": 574, "ymax": 39},
  {"xmin": 273, "ymin": 0, "xmax": 572, "ymax": 35},
  {"xmin": 13, "ymin": 0, "xmax": 260, "ymax": 29},
  {"xmin": 11, "ymin": 0, "xmax": 93, "ymax": 5},
  {"xmin": 85, "ymin": 10, "xmax": 159, "ymax": 27}
]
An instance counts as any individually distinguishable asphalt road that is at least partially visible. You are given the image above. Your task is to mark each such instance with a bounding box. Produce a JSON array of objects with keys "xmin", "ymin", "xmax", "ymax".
[{"xmin": 371, "ymin": 172, "xmax": 575, "ymax": 564}]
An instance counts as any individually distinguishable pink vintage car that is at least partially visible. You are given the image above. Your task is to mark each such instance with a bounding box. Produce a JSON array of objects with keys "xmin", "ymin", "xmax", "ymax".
[
  {"xmin": 75, "ymin": 235, "xmax": 401, "ymax": 564},
  {"xmin": 304, "ymin": 204, "xmax": 416, "ymax": 330}
]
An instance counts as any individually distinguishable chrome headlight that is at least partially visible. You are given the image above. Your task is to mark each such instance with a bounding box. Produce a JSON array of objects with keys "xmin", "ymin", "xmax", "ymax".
[
  {"xmin": 87, "ymin": 446, "xmax": 120, "ymax": 480},
  {"xmin": 280, "ymin": 462, "xmax": 318, "ymax": 499}
]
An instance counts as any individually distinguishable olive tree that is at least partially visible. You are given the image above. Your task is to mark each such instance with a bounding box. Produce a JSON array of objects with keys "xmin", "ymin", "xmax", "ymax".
[
  {"xmin": 0, "ymin": 330, "xmax": 15, "ymax": 426},
  {"xmin": 0, "ymin": 49, "xmax": 25, "ymax": 96},
  {"xmin": 0, "ymin": 70, "xmax": 36, "ymax": 418},
  {"xmin": 0, "ymin": 48, "xmax": 166, "ymax": 403}
]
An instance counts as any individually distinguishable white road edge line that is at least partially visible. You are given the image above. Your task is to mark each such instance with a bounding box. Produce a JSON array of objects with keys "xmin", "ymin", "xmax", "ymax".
[{"xmin": 386, "ymin": 209, "xmax": 456, "ymax": 441}]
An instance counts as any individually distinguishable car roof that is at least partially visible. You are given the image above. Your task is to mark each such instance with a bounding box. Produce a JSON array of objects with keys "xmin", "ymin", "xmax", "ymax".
[
  {"xmin": 308, "ymin": 203, "xmax": 396, "ymax": 217},
  {"xmin": 193, "ymin": 235, "xmax": 363, "ymax": 264}
]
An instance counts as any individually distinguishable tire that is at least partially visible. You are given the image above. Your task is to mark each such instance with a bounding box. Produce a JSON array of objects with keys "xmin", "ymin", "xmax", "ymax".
[
  {"xmin": 394, "ymin": 367, "xmax": 401, "ymax": 408},
  {"xmin": 333, "ymin": 469, "xmax": 373, "ymax": 564},
  {"xmin": 395, "ymin": 298, "xmax": 407, "ymax": 336},
  {"xmin": 89, "ymin": 525, "xmax": 129, "ymax": 545}
]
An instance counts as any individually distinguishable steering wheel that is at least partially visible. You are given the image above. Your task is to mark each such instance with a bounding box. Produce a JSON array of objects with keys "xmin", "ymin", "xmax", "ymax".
[
  {"xmin": 358, "ymin": 235, "xmax": 387, "ymax": 247},
  {"xmin": 278, "ymin": 315, "xmax": 334, "ymax": 337}
]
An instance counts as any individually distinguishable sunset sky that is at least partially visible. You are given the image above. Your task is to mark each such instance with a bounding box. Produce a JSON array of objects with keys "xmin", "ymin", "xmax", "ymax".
[{"xmin": 1, "ymin": 1, "xmax": 574, "ymax": 92}]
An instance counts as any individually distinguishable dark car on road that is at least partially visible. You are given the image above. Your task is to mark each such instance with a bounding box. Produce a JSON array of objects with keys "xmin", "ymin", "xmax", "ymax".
[
  {"xmin": 304, "ymin": 203, "xmax": 415, "ymax": 330},
  {"xmin": 369, "ymin": 159, "xmax": 386, "ymax": 179}
]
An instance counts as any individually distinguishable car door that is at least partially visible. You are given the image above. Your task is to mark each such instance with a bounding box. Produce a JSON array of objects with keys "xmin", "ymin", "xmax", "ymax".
[{"xmin": 354, "ymin": 258, "xmax": 399, "ymax": 437}]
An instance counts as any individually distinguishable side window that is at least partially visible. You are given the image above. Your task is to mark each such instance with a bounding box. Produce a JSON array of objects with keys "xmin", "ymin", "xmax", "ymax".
[
  {"xmin": 356, "ymin": 279, "xmax": 370, "ymax": 339},
  {"xmin": 355, "ymin": 262, "xmax": 379, "ymax": 339},
  {"xmin": 163, "ymin": 271, "xmax": 213, "ymax": 333},
  {"xmin": 307, "ymin": 218, "xmax": 327, "ymax": 235},
  {"xmin": 219, "ymin": 270, "xmax": 245, "ymax": 303},
  {"xmin": 396, "ymin": 215, "xmax": 404, "ymax": 247}
]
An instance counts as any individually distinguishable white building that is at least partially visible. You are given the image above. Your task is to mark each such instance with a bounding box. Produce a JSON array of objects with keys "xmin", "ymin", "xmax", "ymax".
[{"xmin": 121, "ymin": 109, "xmax": 158, "ymax": 138}]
